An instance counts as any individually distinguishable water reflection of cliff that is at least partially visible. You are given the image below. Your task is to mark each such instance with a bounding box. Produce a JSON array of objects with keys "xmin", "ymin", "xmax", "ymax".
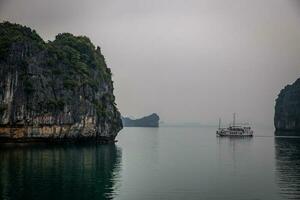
[
  {"xmin": 0, "ymin": 144, "xmax": 122, "ymax": 200},
  {"xmin": 275, "ymin": 137, "xmax": 300, "ymax": 200}
]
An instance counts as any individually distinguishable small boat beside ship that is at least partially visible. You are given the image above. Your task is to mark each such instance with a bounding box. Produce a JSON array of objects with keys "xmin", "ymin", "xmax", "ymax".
[{"xmin": 216, "ymin": 113, "xmax": 254, "ymax": 137}]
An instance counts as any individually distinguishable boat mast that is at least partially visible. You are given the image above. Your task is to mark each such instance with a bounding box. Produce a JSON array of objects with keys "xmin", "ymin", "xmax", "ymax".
[
  {"xmin": 218, "ymin": 118, "xmax": 221, "ymax": 129},
  {"xmin": 233, "ymin": 113, "xmax": 236, "ymax": 126}
]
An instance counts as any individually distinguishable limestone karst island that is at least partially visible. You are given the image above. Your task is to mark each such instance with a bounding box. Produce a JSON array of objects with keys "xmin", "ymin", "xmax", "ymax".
[
  {"xmin": 122, "ymin": 113, "xmax": 160, "ymax": 127},
  {"xmin": 275, "ymin": 78, "xmax": 300, "ymax": 136},
  {"xmin": 0, "ymin": 22, "xmax": 122, "ymax": 142}
]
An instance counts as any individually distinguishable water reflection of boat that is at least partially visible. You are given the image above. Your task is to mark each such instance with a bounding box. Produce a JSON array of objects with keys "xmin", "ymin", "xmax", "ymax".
[
  {"xmin": 0, "ymin": 143, "xmax": 122, "ymax": 200},
  {"xmin": 275, "ymin": 137, "xmax": 300, "ymax": 200}
]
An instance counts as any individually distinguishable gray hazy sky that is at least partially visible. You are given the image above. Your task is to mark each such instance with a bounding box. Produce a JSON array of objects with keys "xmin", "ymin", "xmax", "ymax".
[{"xmin": 1, "ymin": 0, "xmax": 300, "ymax": 126}]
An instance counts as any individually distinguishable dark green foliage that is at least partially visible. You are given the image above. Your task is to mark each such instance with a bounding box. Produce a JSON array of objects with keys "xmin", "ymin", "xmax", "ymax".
[
  {"xmin": 86, "ymin": 79, "xmax": 99, "ymax": 89},
  {"xmin": 23, "ymin": 78, "xmax": 35, "ymax": 94},
  {"xmin": 93, "ymin": 100, "xmax": 104, "ymax": 116},
  {"xmin": 63, "ymin": 79, "xmax": 78, "ymax": 89},
  {"xmin": 43, "ymin": 32, "xmax": 111, "ymax": 96},
  {"xmin": 51, "ymin": 68, "xmax": 63, "ymax": 75},
  {"xmin": 0, "ymin": 21, "xmax": 44, "ymax": 60}
]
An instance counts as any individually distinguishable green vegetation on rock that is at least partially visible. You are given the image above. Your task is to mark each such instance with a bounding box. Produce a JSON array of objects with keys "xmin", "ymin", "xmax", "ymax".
[{"xmin": 0, "ymin": 22, "xmax": 44, "ymax": 60}]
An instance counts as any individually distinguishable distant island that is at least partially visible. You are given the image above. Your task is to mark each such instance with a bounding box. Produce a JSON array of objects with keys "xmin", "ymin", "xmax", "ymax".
[
  {"xmin": 274, "ymin": 78, "xmax": 300, "ymax": 135},
  {"xmin": 122, "ymin": 113, "xmax": 160, "ymax": 127},
  {"xmin": 0, "ymin": 22, "xmax": 122, "ymax": 142}
]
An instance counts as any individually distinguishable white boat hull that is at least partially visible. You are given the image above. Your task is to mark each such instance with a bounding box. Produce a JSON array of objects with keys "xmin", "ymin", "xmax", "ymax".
[{"xmin": 216, "ymin": 132, "xmax": 253, "ymax": 137}]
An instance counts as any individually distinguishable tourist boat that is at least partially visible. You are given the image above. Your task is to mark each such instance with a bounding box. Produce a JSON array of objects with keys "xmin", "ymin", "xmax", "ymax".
[{"xmin": 216, "ymin": 113, "xmax": 254, "ymax": 137}]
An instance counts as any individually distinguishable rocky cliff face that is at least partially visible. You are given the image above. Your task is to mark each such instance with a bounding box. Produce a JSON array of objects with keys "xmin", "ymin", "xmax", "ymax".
[
  {"xmin": 275, "ymin": 78, "xmax": 300, "ymax": 135},
  {"xmin": 122, "ymin": 113, "xmax": 159, "ymax": 127},
  {"xmin": 0, "ymin": 22, "xmax": 122, "ymax": 142}
]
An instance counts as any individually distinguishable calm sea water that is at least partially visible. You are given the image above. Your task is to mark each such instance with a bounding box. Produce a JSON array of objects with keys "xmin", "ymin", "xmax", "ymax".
[{"xmin": 1, "ymin": 126, "xmax": 300, "ymax": 200}]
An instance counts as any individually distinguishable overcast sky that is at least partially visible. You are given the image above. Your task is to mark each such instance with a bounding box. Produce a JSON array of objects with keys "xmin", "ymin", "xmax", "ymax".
[{"xmin": 1, "ymin": 0, "xmax": 300, "ymax": 126}]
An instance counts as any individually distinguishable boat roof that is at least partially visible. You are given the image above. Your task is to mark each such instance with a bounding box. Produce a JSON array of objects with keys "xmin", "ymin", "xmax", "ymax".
[{"xmin": 229, "ymin": 125, "xmax": 251, "ymax": 128}]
